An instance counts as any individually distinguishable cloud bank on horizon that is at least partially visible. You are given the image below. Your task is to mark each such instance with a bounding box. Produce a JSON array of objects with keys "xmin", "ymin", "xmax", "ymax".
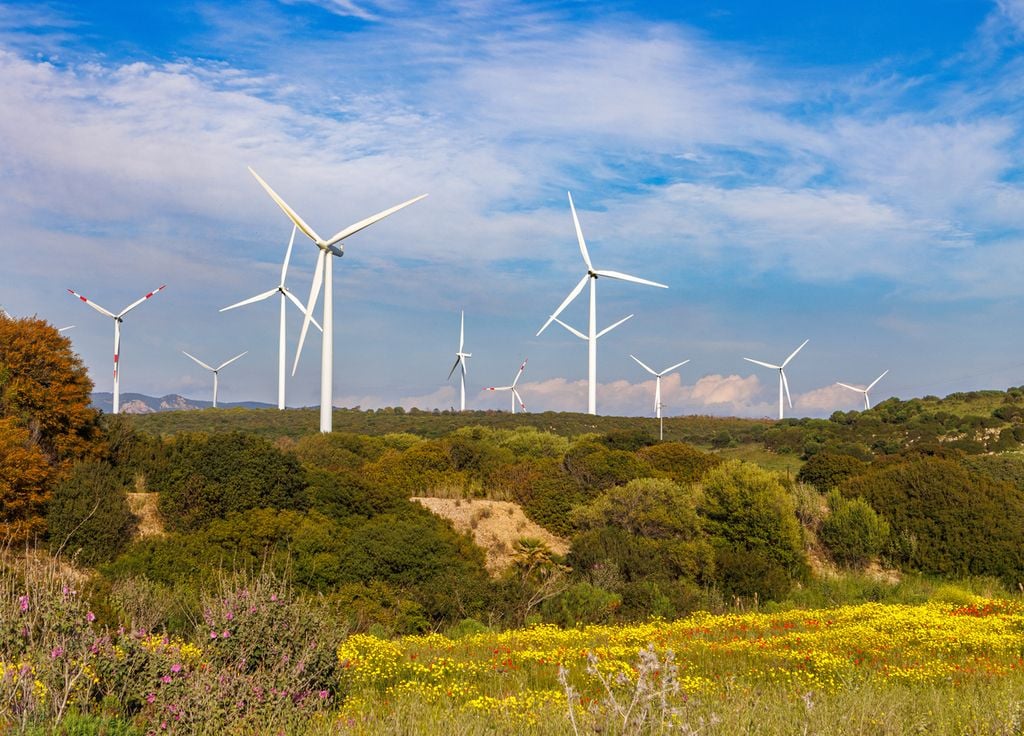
[{"xmin": 1, "ymin": 0, "xmax": 1024, "ymax": 417}]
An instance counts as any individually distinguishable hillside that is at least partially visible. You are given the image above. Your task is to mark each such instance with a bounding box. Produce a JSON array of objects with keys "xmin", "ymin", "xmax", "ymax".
[{"xmin": 91, "ymin": 392, "xmax": 275, "ymax": 414}]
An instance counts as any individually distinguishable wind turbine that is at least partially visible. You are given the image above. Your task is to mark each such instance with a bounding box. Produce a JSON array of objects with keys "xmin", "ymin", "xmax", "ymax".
[
  {"xmin": 58, "ymin": 325, "xmax": 75, "ymax": 333},
  {"xmin": 837, "ymin": 370, "xmax": 889, "ymax": 411},
  {"xmin": 447, "ymin": 310, "xmax": 472, "ymax": 412},
  {"xmin": 248, "ymin": 167, "xmax": 427, "ymax": 433},
  {"xmin": 220, "ymin": 226, "xmax": 323, "ymax": 410},
  {"xmin": 536, "ymin": 192, "xmax": 668, "ymax": 415},
  {"xmin": 743, "ymin": 339, "xmax": 809, "ymax": 420},
  {"xmin": 484, "ymin": 358, "xmax": 528, "ymax": 413},
  {"xmin": 67, "ymin": 285, "xmax": 166, "ymax": 414},
  {"xmin": 182, "ymin": 351, "xmax": 248, "ymax": 408},
  {"xmin": 630, "ymin": 354, "xmax": 689, "ymax": 440}
]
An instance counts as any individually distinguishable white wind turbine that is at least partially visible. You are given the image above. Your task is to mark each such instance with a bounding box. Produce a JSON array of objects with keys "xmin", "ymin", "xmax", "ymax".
[
  {"xmin": 743, "ymin": 339, "xmax": 809, "ymax": 420},
  {"xmin": 182, "ymin": 351, "xmax": 248, "ymax": 408},
  {"xmin": 248, "ymin": 167, "xmax": 427, "ymax": 433},
  {"xmin": 447, "ymin": 311, "xmax": 472, "ymax": 412},
  {"xmin": 220, "ymin": 226, "xmax": 323, "ymax": 410},
  {"xmin": 484, "ymin": 358, "xmax": 528, "ymax": 413},
  {"xmin": 630, "ymin": 354, "xmax": 689, "ymax": 440},
  {"xmin": 67, "ymin": 285, "xmax": 166, "ymax": 414},
  {"xmin": 58, "ymin": 326, "xmax": 75, "ymax": 333},
  {"xmin": 537, "ymin": 192, "xmax": 668, "ymax": 415},
  {"xmin": 837, "ymin": 370, "xmax": 889, "ymax": 411}
]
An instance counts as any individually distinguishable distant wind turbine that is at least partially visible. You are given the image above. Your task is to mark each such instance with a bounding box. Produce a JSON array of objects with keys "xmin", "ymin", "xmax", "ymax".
[
  {"xmin": 484, "ymin": 358, "xmax": 528, "ymax": 413},
  {"xmin": 447, "ymin": 311, "xmax": 472, "ymax": 412},
  {"xmin": 837, "ymin": 370, "xmax": 889, "ymax": 410},
  {"xmin": 58, "ymin": 325, "xmax": 75, "ymax": 333},
  {"xmin": 220, "ymin": 225, "xmax": 322, "ymax": 410},
  {"xmin": 630, "ymin": 354, "xmax": 689, "ymax": 440},
  {"xmin": 182, "ymin": 351, "xmax": 248, "ymax": 408},
  {"xmin": 248, "ymin": 167, "xmax": 427, "ymax": 433},
  {"xmin": 67, "ymin": 285, "xmax": 166, "ymax": 414},
  {"xmin": 537, "ymin": 192, "xmax": 668, "ymax": 415},
  {"xmin": 743, "ymin": 339, "xmax": 809, "ymax": 420}
]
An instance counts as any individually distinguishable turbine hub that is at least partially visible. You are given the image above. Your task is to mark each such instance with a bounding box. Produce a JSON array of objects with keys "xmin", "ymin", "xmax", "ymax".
[{"xmin": 327, "ymin": 245, "xmax": 344, "ymax": 257}]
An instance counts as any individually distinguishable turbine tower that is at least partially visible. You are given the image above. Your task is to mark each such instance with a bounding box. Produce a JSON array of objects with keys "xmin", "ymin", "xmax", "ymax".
[
  {"xmin": 248, "ymin": 167, "xmax": 427, "ymax": 433},
  {"xmin": 630, "ymin": 354, "xmax": 689, "ymax": 440},
  {"xmin": 447, "ymin": 310, "xmax": 472, "ymax": 412},
  {"xmin": 220, "ymin": 226, "xmax": 322, "ymax": 410},
  {"xmin": 743, "ymin": 339, "xmax": 809, "ymax": 420},
  {"xmin": 67, "ymin": 285, "xmax": 166, "ymax": 414},
  {"xmin": 182, "ymin": 351, "xmax": 247, "ymax": 408},
  {"xmin": 484, "ymin": 358, "xmax": 528, "ymax": 413},
  {"xmin": 537, "ymin": 192, "xmax": 668, "ymax": 415},
  {"xmin": 837, "ymin": 370, "xmax": 889, "ymax": 410}
]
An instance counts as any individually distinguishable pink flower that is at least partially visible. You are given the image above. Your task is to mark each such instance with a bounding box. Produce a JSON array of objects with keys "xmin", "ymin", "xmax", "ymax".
[
  {"xmin": 161, "ymin": 675, "xmax": 172, "ymax": 684},
  {"xmin": 171, "ymin": 663, "xmax": 182, "ymax": 673},
  {"xmin": 225, "ymin": 612, "xmax": 234, "ymax": 621},
  {"xmin": 221, "ymin": 629, "xmax": 231, "ymax": 638},
  {"xmin": 86, "ymin": 611, "xmax": 96, "ymax": 623},
  {"xmin": 50, "ymin": 647, "xmax": 64, "ymax": 659},
  {"xmin": 146, "ymin": 693, "xmax": 156, "ymax": 704},
  {"xmin": 270, "ymin": 594, "xmax": 277, "ymax": 602},
  {"xmin": 210, "ymin": 631, "xmax": 218, "ymax": 639},
  {"xmin": 318, "ymin": 690, "xmax": 329, "ymax": 700},
  {"xmin": 17, "ymin": 595, "xmax": 28, "ymax": 612}
]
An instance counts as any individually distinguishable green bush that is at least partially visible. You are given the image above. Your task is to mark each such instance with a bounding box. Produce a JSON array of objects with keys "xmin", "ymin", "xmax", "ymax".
[
  {"xmin": 819, "ymin": 489, "xmax": 890, "ymax": 568},
  {"xmin": 154, "ymin": 432, "xmax": 309, "ymax": 531},
  {"xmin": 540, "ymin": 582, "xmax": 621, "ymax": 627},
  {"xmin": 796, "ymin": 452, "xmax": 869, "ymax": 493},
  {"xmin": 635, "ymin": 442, "xmax": 722, "ymax": 485},
  {"xmin": 47, "ymin": 460, "xmax": 137, "ymax": 565}
]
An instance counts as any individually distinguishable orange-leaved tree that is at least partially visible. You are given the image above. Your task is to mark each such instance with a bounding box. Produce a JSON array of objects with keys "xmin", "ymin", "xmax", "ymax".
[{"xmin": 0, "ymin": 313, "xmax": 101, "ymax": 542}]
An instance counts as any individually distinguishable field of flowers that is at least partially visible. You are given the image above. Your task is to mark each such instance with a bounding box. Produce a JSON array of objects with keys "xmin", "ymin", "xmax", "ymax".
[{"xmin": 336, "ymin": 599, "xmax": 1024, "ymax": 735}]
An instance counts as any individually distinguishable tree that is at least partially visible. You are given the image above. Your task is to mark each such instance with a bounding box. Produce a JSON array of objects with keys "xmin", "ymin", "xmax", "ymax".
[
  {"xmin": 0, "ymin": 315, "xmax": 100, "ymax": 463},
  {"xmin": 796, "ymin": 452, "xmax": 868, "ymax": 493},
  {"xmin": 47, "ymin": 460, "xmax": 137, "ymax": 564},
  {"xmin": 819, "ymin": 489, "xmax": 889, "ymax": 568},
  {"xmin": 0, "ymin": 418, "xmax": 52, "ymax": 543}
]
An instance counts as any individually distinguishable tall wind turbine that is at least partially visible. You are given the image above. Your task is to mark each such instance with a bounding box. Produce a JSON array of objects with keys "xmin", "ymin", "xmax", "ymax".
[
  {"xmin": 484, "ymin": 358, "xmax": 528, "ymax": 413},
  {"xmin": 67, "ymin": 285, "xmax": 166, "ymax": 414},
  {"xmin": 447, "ymin": 310, "xmax": 472, "ymax": 412},
  {"xmin": 220, "ymin": 226, "xmax": 322, "ymax": 410},
  {"xmin": 630, "ymin": 354, "xmax": 689, "ymax": 440},
  {"xmin": 536, "ymin": 192, "xmax": 668, "ymax": 415},
  {"xmin": 182, "ymin": 351, "xmax": 248, "ymax": 408},
  {"xmin": 837, "ymin": 370, "xmax": 889, "ymax": 411},
  {"xmin": 248, "ymin": 167, "xmax": 427, "ymax": 433},
  {"xmin": 743, "ymin": 339, "xmax": 809, "ymax": 420}
]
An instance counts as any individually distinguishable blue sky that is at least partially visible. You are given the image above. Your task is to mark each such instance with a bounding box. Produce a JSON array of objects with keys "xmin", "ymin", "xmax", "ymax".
[{"xmin": 2, "ymin": 0, "xmax": 1024, "ymax": 417}]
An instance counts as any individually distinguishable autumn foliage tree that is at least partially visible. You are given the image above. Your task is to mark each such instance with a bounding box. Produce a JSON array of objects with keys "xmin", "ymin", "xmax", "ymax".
[{"xmin": 0, "ymin": 314, "xmax": 100, "ymax": 542}]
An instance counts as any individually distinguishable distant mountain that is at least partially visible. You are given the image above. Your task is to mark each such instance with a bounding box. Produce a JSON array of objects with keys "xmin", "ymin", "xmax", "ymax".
[{"xmin": 90, "ymin": 392, "xmax": 276, "ymax": 414}]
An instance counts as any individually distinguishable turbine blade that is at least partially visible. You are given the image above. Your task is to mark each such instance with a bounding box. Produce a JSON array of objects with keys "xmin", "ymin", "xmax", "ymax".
[
  {"xmin": 118, "ymin": 285, "xmax": 167, "ymax": 318},
  {"xmin": 459, "ymin": 310, "xmax": 465, "ymax": 352},
  {"xmin": 216, "ymin": 351, "xmax": 248, "ymax": 371},
  {"xmin": 280, "ymin": 225, "xmax": 297, "ymax": 286},
  {"xmin": 292, "ymin": 249, "xmax": 325, "ymax": 376},
  {"xmin": 486, "ymin": 386, "xmax": 511, "ymax": 391},
  {"xmin": 743, "ymin": 357, "xmax": 780, "ymax": 370},
  {"xmin": 567, "ymin": 191, "xmax": 593, "ymax": 270},
  {"xmin": 553, "ymin": 317, "xmax": 587, "ymax": 340},
  {"xmin": 782, "ymin": 370, "xmax": 793, "ymax": 408},
  {"xmin": 836, "ymin": 382, "xmax": 863, "ymax": 393},
  {"xmin": 447, "ymin": 357, "xmax": 461, "ymax": 381},
  {"xmin": 511, "ymin": 358, "xmax": 527, "ymax": 387},
  {"xmin": 67, "ymin": 289, "xmax": 116, "ymax": 319},
  {"xmin": 596, "ymin": 313, "xmax": 633, "ymax": 339},
  {"xmin": 248, "ymin": 167, "xmax": 323, "ymax": 244},
  {"xmin": 867, "ymin": 369, "xmax": 889, "ymax": 391},
  {"xmin": 512, "ymin": 387, "xmax": 525, "ymax": 412},
  {"xmin": 283, "ymin": 288, "xmax": 323, "ymax": 332},
  {"xmin": 220, "ymin": 288, "xmax": 278, "ymax": 312},
  {"xmin": 536, "ymin": 274, "xmax": 589, "ymax": 336},
  {"xmin": 662, "ymin": 359, "xmax": 690, "ymax": 375},
  {"xmin": 781, "ymin": 338, "xmax": 810, "ymax": 368},
  {"xmin": 630, "ymin": 354, "xmax": 658, "ymax": 376},
  {"xmin": 183, "ymin": 351, "xmax": 214, "ymax": 372},
  {"xmin": 324, "ymin": 194, "xmax": 429, "ymax": 247},
  {"xmin": 593, "ymin": 270, "xmax": 668, "ymax": 289}
]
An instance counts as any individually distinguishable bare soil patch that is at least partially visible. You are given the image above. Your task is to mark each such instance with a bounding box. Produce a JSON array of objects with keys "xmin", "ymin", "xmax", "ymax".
[{"xmin": 412, "ymin": 497, "xmax": 569, "ymax": 576}]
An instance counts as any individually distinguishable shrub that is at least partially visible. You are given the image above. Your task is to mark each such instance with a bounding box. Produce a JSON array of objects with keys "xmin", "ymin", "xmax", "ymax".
[
  {"xmin": 540, "ymin": 582, "xmax": 621, "ymax": 627},
  {"xmin": 47, "ymin": 460, "xmax": 137, "ymax": 565},
  {"xmin": 154, "ymin": 432, "xmax": 309, "ymax": 532},
  {"xmin": 0, "ymin": 418, "xmax": 52, "ymax": 544},
  {"xmin": 796, "ymin": 452, "xmax": 869, "ymax": 493},
  {"xmin": 819, "ymin": 489, "xmax": 889, "ymax": 568},
  {"xmin": 635, "ymin": 442, "xmax": 722, "ymax": 485}
]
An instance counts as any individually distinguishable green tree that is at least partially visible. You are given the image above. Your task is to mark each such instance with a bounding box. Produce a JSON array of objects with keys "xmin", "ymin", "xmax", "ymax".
[
  {"xmin": 796, "ymin": 452, "xmax": 868, "ymax": 493},
  {"xmin": 47, "ymin": 460, "xmax": 137, "ymax": 564},
  {"xmin": 819, "ymin": 489, "xmax": 889, "ymax": 568}
]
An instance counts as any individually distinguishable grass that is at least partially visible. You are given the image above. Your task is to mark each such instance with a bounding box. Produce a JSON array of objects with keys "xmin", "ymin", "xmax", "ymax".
[{"xmin": 710, "ymin": 443, "xmax": 803, "ymax": 475}]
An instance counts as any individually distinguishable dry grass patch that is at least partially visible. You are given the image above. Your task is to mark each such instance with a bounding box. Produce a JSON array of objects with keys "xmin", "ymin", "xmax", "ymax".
[
  {"xmin": 126, "ymin": 492, "xmax": 165, "ymax": 538},
  {"xmin": 412, "ymin": 497, "xmax": 568, "ymax": 575}
]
